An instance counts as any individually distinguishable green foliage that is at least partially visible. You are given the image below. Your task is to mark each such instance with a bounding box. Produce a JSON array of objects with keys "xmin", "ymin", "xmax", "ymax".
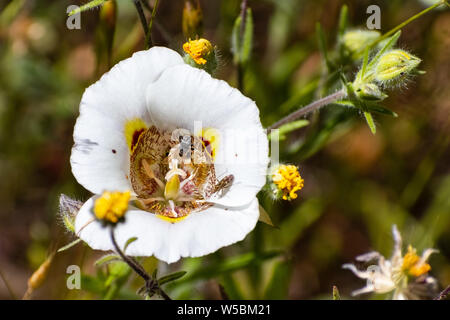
[
  {"xmin": 158, "ymin": 271, "xmax": 187, "ymax": 285},
  {"xmin": 231, "ymin": 8, "xmax": 253, "ymax": 65},
  {"xmin": 263, "ymin": 259, "xmax": 293, "ymax": 299},
  {"xmin": 68, "ymin": 0, "xmax": 109, "ymax": 16},
  {"xmin": 57, "ymin": 239, "xmax": 82, "ymax": 253},
  {"xmin": 268, "ymin": 119, "xmax": 309, "ymax": 141}
]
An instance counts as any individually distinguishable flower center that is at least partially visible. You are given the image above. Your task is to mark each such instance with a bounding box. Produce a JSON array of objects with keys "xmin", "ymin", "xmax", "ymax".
[
  {"xmin": 401, "ymin": 245, "xmax": 431, "ymax": 277},
  {"xmin": 127, "ymin": 124, "xmax": 232, "ymax": 221}
]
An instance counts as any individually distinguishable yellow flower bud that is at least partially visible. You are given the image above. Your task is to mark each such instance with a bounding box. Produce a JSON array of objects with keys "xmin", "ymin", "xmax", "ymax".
[
  {"xmin": 183, "ymin": 38, "xmax": 217, "ymax": 74},
  {"xmin": 94, "ymin": 191, "xmax": 131, "ymax": 224},
  {"xmin": 342, "ymin": 30, "xmax": 381, "ymax": 58},
  {"xmin": 374, "ymin": 49, "xmax": 421, "ymax": 83},
  {"xmin": 183, "ymin": 38, "xmax": 214, "ymax": 65}
]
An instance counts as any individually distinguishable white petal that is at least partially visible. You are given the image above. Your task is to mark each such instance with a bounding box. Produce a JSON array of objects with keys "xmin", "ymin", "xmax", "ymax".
[
  {"xmin": 356, "ymin": 251, "xmax": 381, "ymax": 262},
  {"xmin": 352, "ymin": 285, "xmax": 375, "ymax": 296},
  {"xmin": 146, "ymin": 65, "xmax": 269, "ymax": 207},
  {"xmin": 342, "ymin": 263, "xmax": 371, "ymax": 280},
  {"xmin": 420, "ymin": 248, "xmax": 438, "ymax": 264},
  {"xmin": 75, "ymin": 197, "xmax": 260, "ymax": 264},
  {"xmin": 71, "ymin": 47, "xmax": 184, "ymax": 194},
  {"xmin": 391, "ymin": 224, "xmax": 403, "ymax": 261}
]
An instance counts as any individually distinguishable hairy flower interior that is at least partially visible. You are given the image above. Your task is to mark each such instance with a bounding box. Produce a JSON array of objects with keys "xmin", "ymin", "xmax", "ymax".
[{"xmin": 128, "ymin": 125, "xmax": 233, "ymax": 220}]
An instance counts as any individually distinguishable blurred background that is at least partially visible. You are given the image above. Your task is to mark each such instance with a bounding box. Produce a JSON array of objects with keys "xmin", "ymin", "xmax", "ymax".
[{"xmin": 0, "ymin": 0, "xmax": 449, "ymax": 300}]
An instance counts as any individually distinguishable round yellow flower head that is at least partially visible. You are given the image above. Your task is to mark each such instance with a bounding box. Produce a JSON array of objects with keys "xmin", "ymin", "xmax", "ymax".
[
  {"xmin": 271, "ymin": 165, "xmax": 304, "ymax": 201},
  {"xmin": 94, "ymin": 191, "xmax": 131, "ymax": 224},
  {"xmin": 183, "ymin": 38, "xmax": 214, "ymax": 65},
  {"xmin": 401, "ymin": 245, "xmax": 431, "ymax": 277}
]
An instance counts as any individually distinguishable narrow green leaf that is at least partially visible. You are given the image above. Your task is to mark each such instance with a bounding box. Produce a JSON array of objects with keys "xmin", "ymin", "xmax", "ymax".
[
  {"xmin": 334, "ymin": 100, "xmax": 356, "ymax": 108},
  {"xmin": 268, "ymin": 119, "xmax": 309, "ymax": 140},
  {"xmin": 57, "ymin": 238, "xmax": 82, "ymax": 253},
  {"xmin": 231, "ymin": 15, "xmax": 241, "ymax": 64},
  {"xmin": 358, "ymin": 47, "xmax": 370, "ymax": 81},
  {"xmin": 68, "ymin": 0, "xmax": 108, "ymax": 16},
  {"xmin": 123, "ymin": 237, "xmax": 138, "ymax": 253},
  {"xmin": 337, "ymin": 5, "xmax": 348, "ymax": 40},
  {"xmin": 158, "ymin": 271, "xmax": 187, "ymax": 286},
  {"xmin": 258, "ymin": 205, "xmax": 275, "ymax": 227},
  {"xmin": 0, "ymin": 0, "xmax": 25, "ymax": 28},
  {"xmin": 365, "ymin": 103, "xmax": 398, "ymax": 117},
  {"xmin": 231, "ymin": 8, "xmax": 253, "ymax": 65},
  {"xmin": 263, "ymin": 260, "xmax": 293, "ymax": 299},
  {"xmin": 241, "ymin": 8, "xmax": 253, "ymax": 64},
  {"xmin": 363, "ymin": 111, "xmax": 377, "ymax": 134},
  {"xmin": 152, "ymin": 268, "xmax": 158, "ymax": 279},
  {"xmin": 95, "ymin": 254, "xmax": 121, "ymax": 266},
  {"xmin": 367, "ymin": 31, "xmax": 401, "ymax": 69},
  {"xmin": 316, "ymin": 23, "xmax": 333, "ymax": 71}
]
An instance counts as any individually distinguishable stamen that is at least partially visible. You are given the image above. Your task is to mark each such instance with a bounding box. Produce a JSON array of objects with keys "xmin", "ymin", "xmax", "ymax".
[
  {"xmin": 168, "ymin": 200, "xmax": 178, "ymax": 218},
  {"xmin": 165, "ymin": 158, "xmax": 187, "ymax": 181}
]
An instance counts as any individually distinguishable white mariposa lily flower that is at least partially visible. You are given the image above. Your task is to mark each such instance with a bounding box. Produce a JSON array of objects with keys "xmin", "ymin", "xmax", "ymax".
[
  {"xmin": 343, "ymin": 225, "xmax": 438, "ymax": 299},
  {"xmin": 70, "ymin": 46, "xmax": 269, "ymax": 263}
]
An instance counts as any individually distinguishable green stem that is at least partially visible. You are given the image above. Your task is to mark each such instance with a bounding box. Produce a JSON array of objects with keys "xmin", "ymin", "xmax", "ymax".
[
  {"xmin": 109, "ymin": 228, "xmax": 171, "ymax": 300},
  {"xmin": 145, "ymin": 0, "xmax": 160, "ymax": 49},
  {"xmin": 356, "ymin": 0, "xmax": 446, "ymax": 56},
  {"xmin": 133, "ymin": 0, "xmax": 149, "ymax": 40},
  {"xmin": 268, "ymin": 89, "xmax": 347, "ymax": 130}
]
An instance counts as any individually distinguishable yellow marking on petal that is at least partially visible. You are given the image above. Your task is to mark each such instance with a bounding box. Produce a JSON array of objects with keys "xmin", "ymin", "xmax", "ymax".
[
  {"xmin": 164, "ymin": 175, "xmax": 180, "ymax": 200},
  {"xmin": 156, "ymin": 214, "xmax": 188, "ymax": 223},
  {"xmin": 124, "ymin": 118, "xmax": 147, "ymax": 153},
  {"xmin": 183, "ymin": 38, "xmax": 213, "ymax": 65},
  {"xmin": 94, "ymin": 191, "xmax": 131, "ymax": 224},
  {"xmin": 197, "ymin": 127, "xmax": 220, "ymax": 160},
  {"xmin": 402, "ymin": 245, "xmax": 431, "ymax": 277},
  {"xmin": 272, "ymin": 165, "xmax": 304, "ymax": 201}
]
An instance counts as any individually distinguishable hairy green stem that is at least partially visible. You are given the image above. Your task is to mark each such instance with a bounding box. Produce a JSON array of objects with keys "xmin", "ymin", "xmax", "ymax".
[
  {"xmin": 109, "ymin": 228, "xmax": 171, "ymax": 300},
  {"xmin": 268, "ymin": 89, "xmax": 347, "ymax": 130}
]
